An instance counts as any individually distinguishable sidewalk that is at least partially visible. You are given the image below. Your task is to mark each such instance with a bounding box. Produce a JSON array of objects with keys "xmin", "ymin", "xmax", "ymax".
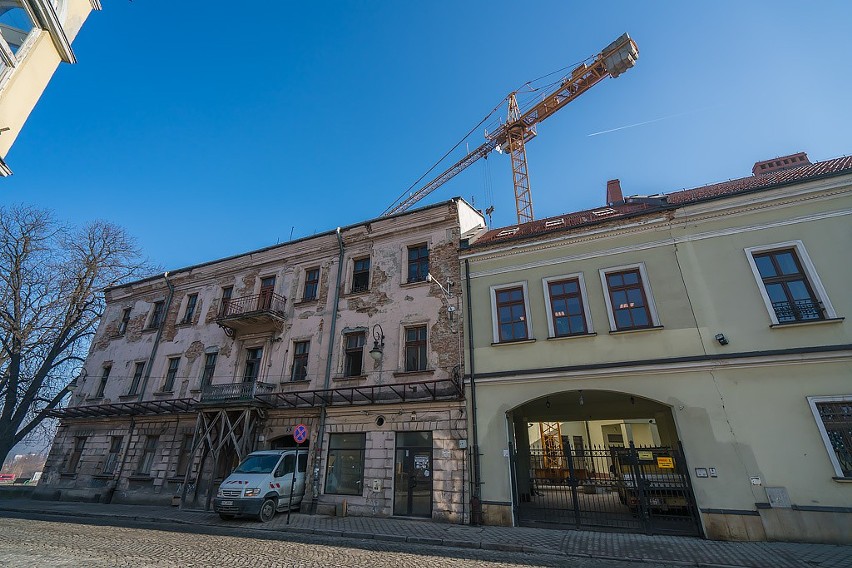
[{"xmin": 0, "ymin": 498, "xmax": 849, "ymax": 568}]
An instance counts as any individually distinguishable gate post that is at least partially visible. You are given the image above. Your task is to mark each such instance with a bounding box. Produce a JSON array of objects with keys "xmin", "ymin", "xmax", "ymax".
[
  {"xmin": 629, "ymin": 441, "xmax": 651, "ymax": 535},
  {"xmin": 564, "ymin": 442, "xmax": 581, "ymax": 529}
]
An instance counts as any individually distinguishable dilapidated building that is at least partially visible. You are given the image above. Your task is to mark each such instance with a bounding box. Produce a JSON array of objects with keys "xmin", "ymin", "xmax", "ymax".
[{"xmin": 38, "ymin": 199, "xmax": 485, "ymax": 522}]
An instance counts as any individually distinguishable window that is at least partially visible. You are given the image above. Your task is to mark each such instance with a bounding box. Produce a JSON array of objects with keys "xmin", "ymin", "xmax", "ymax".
[
  {"xmin": 220, "ymin": 286, "xmax": 233, "ymax": 316},
  {"xmin": 808, "ymin": 396, "xmax": 852, "ymax": 479},
  {"xmin": 325, "ymin": 433, "xmax": 365, "ymax": 495},
  {"xmin": 291, "ymin": 341, "xmax": 309, "ymax": 381},
  {"xmin": 745, "ymin": 242, "xmax": 836, "ymax": 324},
  {"xmin": 137, "ymin": 436, "xmax": 159, "ymax": 476},
  {"xmin": 95, "ymin": 365, "xmax": 111, "ymax": 398},
  {"xmin": 243, "ymin": 347, "xmax": 262, "ymax": 382},
  {"xmin": 490, "ymin": 284, "xmax": 530, "ymax": 343},
  {"xmin": 544, "ymin": 275, "xmax": 591, "ymax": 337},
  {"xmin": 162, "ymin": 357, "xmax": 180, "ymax": 392},
  {"xmin": 173, "ymin": 434, "xmax": 194, "ymax": 477},
  {"xmin": 600, "ymin": 264, "xmax": 660, "ymax": 331},
  {"xmin": 181, "ymin": 294, "xmax": 198, "ymax": 324},
  {"xmin": 128, "ymin": 362, "xmax": 145, "ymax": 396},
  {"xmin": 405, "ymin": 326, "xmax": 427, "ymax": 372},
  {"xmin": 303, "ymin": 269, "xmax": 319, "ymax": 301},
  {"xmin": 343, "ymin": 332, "xmax": 365, "ymax": 377},
  {"xmin": 103, "ymin": 436, "xmax": 123, "ymax": 475},
  {"xmin": 118, "ymin": 307, "xmax": 131, "ymax": 335},
  {"xmin": 65, "ymin": 436, "xmax": 86, "ymax": 473},
  {"xmin": 351, "ymin": 257, "xmax": 370, "ymax": 293},
  {"xmin": 200, "ymin": 352, "xmax": 217, "ymax": 388},
  {"xmin": 147, "ymin": 301, "xmax": 165, "ymax": 330},
  {"xmin": 0, "ymin": 2, "xmax": 36, "ymax": 68},
  {"xmin": 407, "ymin": 244, "xmax": 429, "ymax": 283}
]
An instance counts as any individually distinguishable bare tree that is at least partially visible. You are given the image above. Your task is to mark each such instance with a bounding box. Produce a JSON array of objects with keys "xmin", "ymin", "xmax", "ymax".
[{"xmin": 0, "ymin": 205, "xmax": 151, "ymax": 465}]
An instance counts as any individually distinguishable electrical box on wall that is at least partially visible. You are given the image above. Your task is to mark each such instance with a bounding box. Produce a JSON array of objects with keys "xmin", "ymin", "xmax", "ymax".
[
  {"xmin": 372, "ymin": 479, "xmax": 382, "ymax": 492},
  {"xmin": 458, "ymin": 439, "xmax": 468, "ymax": 449}
]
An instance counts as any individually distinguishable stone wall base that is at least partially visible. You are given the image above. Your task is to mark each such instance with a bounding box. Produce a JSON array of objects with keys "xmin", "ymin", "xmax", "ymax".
[{"xmin": 702, "ymin": 509, "xmax": 852, "ymax": 544}]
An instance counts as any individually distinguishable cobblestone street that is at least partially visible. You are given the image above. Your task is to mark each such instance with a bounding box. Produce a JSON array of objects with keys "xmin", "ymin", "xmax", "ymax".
[{"xmin": 0, "ymin": 516, "xmax": 689, "ymax": 568}]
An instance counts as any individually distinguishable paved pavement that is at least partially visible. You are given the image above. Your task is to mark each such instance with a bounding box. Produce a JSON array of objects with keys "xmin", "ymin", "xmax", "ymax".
[{"xmin": 0, "ymin": 498, "xmax": 849, "ymax": 568}]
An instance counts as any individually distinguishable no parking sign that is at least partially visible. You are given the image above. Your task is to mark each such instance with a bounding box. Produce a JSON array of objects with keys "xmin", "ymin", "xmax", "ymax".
[{"xmin": 293, "ymin": 424, "xmax": 308, "ymax": 445}]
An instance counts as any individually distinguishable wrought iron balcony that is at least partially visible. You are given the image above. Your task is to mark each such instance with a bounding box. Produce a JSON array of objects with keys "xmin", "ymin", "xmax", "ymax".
[
  {"xmin": 772, "ymin": 298, "xmax": 824, "ymax": 323},
  {"xmin": 216, "ymin": 293, "xmax": 287, "ymax": 336},
  {"xmin": 199, "ymin": 381, "xmax": 276, "ymax": 404}
]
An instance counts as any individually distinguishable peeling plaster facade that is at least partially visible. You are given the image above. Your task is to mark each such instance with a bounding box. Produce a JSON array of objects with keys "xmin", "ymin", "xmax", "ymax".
[{"xmin": 39, "ymin": 199, "xmax": 486, "ymax": 524}]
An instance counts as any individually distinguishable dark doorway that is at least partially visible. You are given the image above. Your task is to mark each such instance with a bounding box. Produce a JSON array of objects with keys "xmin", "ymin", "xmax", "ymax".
[{"xmin": 394, "ymin": 431, "xmax": 433, "ymax": 517}]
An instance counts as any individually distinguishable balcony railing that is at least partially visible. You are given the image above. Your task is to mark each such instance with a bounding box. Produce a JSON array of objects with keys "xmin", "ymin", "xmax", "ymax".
[
  {"xmin": 200, "ymin": 381, "xmax": 276, "ymax": 404},
  {"xmin": 220, "ymin": 293, "xmax": 287, "ymax": 318},
  {"xmin": 772, "ymin": 299, "xmax": 824, "ymax": 323}
]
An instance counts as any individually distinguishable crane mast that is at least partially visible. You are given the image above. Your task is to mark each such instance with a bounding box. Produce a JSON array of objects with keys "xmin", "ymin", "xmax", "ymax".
[{"xmin": 382, "ymin": 33, "xmax": 639, "ymax": 222}]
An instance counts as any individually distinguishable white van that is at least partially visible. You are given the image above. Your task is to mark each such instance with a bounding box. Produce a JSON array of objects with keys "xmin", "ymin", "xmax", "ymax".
[{"xmin": 213, "ymin": 449, "xmax": 308, "ymax": 522}]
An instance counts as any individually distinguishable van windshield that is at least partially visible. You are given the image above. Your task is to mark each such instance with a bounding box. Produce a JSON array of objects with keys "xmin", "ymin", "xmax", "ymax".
[{"xmin": 234, "ymin": 454, "xmax": 280, "ymax": 474}]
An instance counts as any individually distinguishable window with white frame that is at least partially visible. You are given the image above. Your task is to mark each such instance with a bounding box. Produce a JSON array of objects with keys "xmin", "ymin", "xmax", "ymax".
[
  {"xmin": 137, "ymin": 435, "xmax": 158, "ymax": 476},
  {"xmin": 808, "ymin": 395, "xmax": 852, "ymax": 479},
  {"xmin": 0, "ymin": 2, "xmax": 36, "ymax": 66},
  {"xmin": 745, "ymin": 241, "xmax": 837, "ymax": 325},
  {"xmin": 489, "ymin": 282, "xmax": 532, "ymax": 343},
  {"xmin": 543, "ymin": 274, "xmax": 593, "ymax": 337},
  {"xmin": 404, "ymin": 326, "xmax": 427, "ymax": 371},
  {"xmin": 599, "ymin": 263, "xmax": 660, "ymax": 331}
]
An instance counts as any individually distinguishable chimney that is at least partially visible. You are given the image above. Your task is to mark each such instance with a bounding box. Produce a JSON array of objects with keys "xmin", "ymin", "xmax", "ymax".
[
  {"xmin": 752, "ymin": 152, "xmax": 810, "ymax": 176},
  {"xmin": 606, "ymin": 179, "xmax": 623, "ymax": 205}
]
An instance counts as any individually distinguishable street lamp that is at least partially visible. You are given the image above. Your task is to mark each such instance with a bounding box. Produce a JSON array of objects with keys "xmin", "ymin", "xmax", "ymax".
[{"xmin": 369, "ymin": 324, "xmax": 385, "ymax": 361}]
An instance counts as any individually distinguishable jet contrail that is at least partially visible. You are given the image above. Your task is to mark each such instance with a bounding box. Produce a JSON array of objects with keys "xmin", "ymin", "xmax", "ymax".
[{"xmin": 587, "ymin": 107, "xmax": 709, "ymax": 137}]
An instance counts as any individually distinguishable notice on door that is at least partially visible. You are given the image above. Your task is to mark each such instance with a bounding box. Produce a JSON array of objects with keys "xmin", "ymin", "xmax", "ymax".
[
  {"xmin": 657, "ymin": 457, "xmax": 674, "ymax": 469},
  {"xmin": 414, "ymin": 455, "xmax": 429, "ymax": 470}
]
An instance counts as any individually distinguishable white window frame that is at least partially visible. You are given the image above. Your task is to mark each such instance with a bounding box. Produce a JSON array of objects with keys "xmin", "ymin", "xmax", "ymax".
[
  {"xmin": 807, "ymin": 395, "xmax": 852, "ymax": 478},
  {"xmin": 300, "ymin": 266, "xmax": 321, "ymax": 302},
  {"xmin": 599, "ymin": 262, "xmax": 661, "ymax": 331},
  {"xmin": 345, "ymin": 253, "xmax": 371, "ymax": 294},
  {"xmin": 489, "ymin": 281, "xmax": 533, "ymax": 344},
  {"xmin": 400, "ymin": 321, "xmax": 430, "ymax": 372},
  {"xmin": 744, "ymin": 240, "xmax": 837, "ymax": 325},
  {"xmin": 542, "ymin": 273, "xmax": 594, "ymax": 337}
]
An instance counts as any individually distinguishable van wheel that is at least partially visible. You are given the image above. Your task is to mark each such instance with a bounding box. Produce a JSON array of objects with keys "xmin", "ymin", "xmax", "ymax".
[
  {"xmin": 258, "ymin": 498, "xmax": 277, "ymax": 522},
  {"xmin": 219, "ymin": 513, "xmax": 235, "ymax": 520}
]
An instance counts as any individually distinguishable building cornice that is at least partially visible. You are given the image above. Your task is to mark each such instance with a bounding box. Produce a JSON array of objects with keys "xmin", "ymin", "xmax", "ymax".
[
  {"xmin": 462, "ymin": 175, "xmax": 851, "ymax": 264},
  {"xmin": 468, "ymin": 345, "xmax": 852, "ymax": 385}
]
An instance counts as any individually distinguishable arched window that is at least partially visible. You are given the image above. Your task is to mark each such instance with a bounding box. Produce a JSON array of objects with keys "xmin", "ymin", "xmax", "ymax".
[{"xmin": 0, "ymin": 1, "xmax": 36, "ymax": 56}]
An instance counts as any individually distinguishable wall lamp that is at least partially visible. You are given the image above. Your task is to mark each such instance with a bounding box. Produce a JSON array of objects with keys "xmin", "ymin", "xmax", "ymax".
[
  {"xmin": 369, "ymin": 324, "xmax": 385, "ymax": 361},
  {"xmin": 714, "ymin": 333, "xmax": 729, "ymax": 346}
]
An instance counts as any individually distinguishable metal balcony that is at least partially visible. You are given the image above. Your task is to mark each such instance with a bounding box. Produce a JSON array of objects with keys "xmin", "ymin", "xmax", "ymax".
[
  {"xmin": 199, "ymin": 381, "xmax": 276, "ymax": 405},
  {"xmin": 216, "ymin": 293, "xmax": 287, "ymax": 336}
]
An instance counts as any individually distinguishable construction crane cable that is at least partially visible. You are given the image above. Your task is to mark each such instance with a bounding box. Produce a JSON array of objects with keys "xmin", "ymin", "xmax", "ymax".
[{"xmin": 383, "ymin": 97, "xmax": 508, "ymax": 214}]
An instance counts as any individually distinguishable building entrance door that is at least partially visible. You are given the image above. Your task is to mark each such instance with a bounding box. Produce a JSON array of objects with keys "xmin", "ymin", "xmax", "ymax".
[{"xmin": 394, "ymin": 431, "xmax": 432, "ymax": 517}]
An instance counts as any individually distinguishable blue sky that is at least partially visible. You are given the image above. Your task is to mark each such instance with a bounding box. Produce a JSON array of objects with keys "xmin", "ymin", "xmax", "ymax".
[{"xmin": 2, "ymin": 1, "xmax": 851, "ymax": 272}]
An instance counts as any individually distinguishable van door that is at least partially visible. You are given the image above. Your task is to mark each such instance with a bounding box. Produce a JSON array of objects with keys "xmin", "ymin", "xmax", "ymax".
[
  {"xmin": 293, "ymin": 450, "xmax": 308, "ymax": 503},
  {"xmin": 273, "ymin": 453, "xmax": 296, "ymax": 500}
]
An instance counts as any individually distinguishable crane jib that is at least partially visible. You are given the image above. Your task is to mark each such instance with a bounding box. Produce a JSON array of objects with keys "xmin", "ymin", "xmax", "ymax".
[{"xmin": 381, "ymin": 33, "xmax": 638, "ymax": 220}]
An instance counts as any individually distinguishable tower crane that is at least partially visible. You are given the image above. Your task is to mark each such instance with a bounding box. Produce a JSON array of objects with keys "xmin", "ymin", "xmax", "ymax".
[{"xmin": 381, "ymin": 33, "xmax": 639, "ymax": 224}]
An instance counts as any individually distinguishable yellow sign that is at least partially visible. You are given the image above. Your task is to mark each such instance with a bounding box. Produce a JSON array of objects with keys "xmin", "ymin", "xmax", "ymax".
[
  {"xmin": 637, "ymin": 451, "xmax": 653, "ymax": 461},
  {"xmin": 657, "ymin": 457, "xmax": 674, "ymax": 469}
]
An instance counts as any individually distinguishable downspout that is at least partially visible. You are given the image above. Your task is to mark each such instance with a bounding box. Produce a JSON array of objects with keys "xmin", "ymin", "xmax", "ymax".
[
  {"xmin": 312, "ymin": 228, "xmax": 344, "ymax": 506},
  {"xmin": 136, "ymin": 272, "xmax": 175, "ymax": 402},
  {"xmin": 464, "ymin": 258, "xmax": 483, "ymax": 525}
]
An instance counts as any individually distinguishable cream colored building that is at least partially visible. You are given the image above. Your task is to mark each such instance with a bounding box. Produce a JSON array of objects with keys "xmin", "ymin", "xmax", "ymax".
[
  {"xmin": 39, "ymin": 199, "xmax": 486, "ymax": 523},
  {"xmin": 461, "ymin": 153, "xmax": 852, "ymax": 543},
  {"xmin": 0, "ymin": 0, "xmax": 99, "ymax": 175}
]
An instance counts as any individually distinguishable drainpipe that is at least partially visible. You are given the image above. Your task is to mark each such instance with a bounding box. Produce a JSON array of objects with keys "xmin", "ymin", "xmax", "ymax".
[
  {"xmin": 464, "ymin": 259, "xmax": 483, "ymax": 525},
  {"xmin": 136, "ymin": 272, "xmax": 175, "ymax": 402},
  {"xmin": 313, "ymin": 228, "xmax": 344, "ymax": 507}
]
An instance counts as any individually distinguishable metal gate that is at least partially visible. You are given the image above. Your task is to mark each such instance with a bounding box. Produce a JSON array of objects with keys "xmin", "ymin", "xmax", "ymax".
[{"xmin": 513, "ymin": 442, "xmax": 702, "ymax": 536}]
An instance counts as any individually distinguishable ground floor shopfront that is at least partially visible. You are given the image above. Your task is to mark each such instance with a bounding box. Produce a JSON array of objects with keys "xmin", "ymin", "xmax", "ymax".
[
  {"xmin": 37, "ymin": 397, "xmax": 469, "ymax": 524},
  {"xmin": 469, "ymin": 355, "xmax": 852, "ymax": 544}
]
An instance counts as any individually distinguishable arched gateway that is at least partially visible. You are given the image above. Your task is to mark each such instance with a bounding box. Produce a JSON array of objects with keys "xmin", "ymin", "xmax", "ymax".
[{"xmin": 507, "ymin": 390, "xmax": 702, "ymax": 536}]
